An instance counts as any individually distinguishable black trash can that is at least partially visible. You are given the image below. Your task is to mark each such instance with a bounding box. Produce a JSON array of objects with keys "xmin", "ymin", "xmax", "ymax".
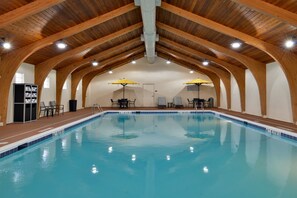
[{"xmin": 69, "ymin": 100, "xmax": 77, "ymax": 112}]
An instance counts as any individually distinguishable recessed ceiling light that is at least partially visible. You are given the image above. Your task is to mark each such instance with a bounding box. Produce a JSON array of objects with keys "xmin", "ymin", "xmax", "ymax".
[
  {"xmin": 231, "ymin": 40, "xmax": 242, "ymax": 49},
  {"xmin": 131, "ymin": 60, "xmax": 136, "ymax": 64},
  {"xmin": 108, "ymin": 70, "xmax": 113, "ymax": 74},
  {"xmin": 189, "ymin": 70, "xmax": 194, "ymax": 74},
  {"xmin": 202, "ymin": 60, "xmax": 209, "ymax": 66},
  {"xmin": 285, "ymin": 38, "xmax": 295, "ymax": 48},
  {"xmin": 166, "ymin": 60, "xmax": 171, "ymax": 64},
  {"xmin": 56, "ymin": 40, "xmax": 67, "ymax": 49},
  {"xmin": 91, "ymin": 60, "xmax": 99, "ymax": 66},
  {"xmin": 2, "ymin": 41, "xmax": 11, "ymax": 49}
]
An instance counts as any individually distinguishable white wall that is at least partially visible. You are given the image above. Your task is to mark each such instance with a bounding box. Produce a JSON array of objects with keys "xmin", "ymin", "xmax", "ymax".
[
  {"xmin": 245, "ymin": 69, "xmax": 261, "ymax": 116},
  {"xmin": 61, "ymin": 75, "xmax": 72, "ymax": 112},
  {"xmin": 220, "ymin": 80, "xmax": 227, "ymax": 109},
  {"xmin": 266, "ymin": 62, "xmax": 292, "ymax": 122},
  {"xmin": 40, "ymin": 70, "xmax": 56, "ymax": 107},
  {"xmin": 76, "ymin": 80, "xmax": 83, "ymax": 109},
  {"xmin": 230, "ymin": 74, "xmax": 241, "ymax": 112},
  {"xmin": 7, "ymin": 63, "xmax": 35, "ymax": 124},
  {"xmin": 86, "ymin": 57, "xmax": 216, "ymax": 107}
]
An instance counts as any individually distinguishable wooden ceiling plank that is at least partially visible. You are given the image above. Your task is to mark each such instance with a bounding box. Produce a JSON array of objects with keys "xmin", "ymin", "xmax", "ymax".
[
  {"xmin": 71, "ymin": 46, "xmax": 144, "ymax": 99},
  {"xmin": 0, "ymin": 0, "xmax": 65, "ymax": 28},
  {"xmin": 231, "ymin": 0, "xmax": 297, "ymax": 27},
  {"xmin": 157, "ymin": 22, "xmax": 266, "ymax": 116},
  {"xmin": 159, "ymin": 37, "xmax": 245, "ymax": 112},
  {"xmin": 162, "ymin": 2, "xmax": 297, "ymax": 123},
  {"xmin": 56, "ymin": 38, "xmax": 140, "ymax": 105},
  {"xmin": 158, "ymin": 45, "xmax": 231, "ymax": 109}
]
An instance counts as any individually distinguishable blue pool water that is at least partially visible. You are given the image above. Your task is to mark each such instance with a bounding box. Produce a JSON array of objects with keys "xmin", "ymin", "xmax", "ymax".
[{"xmin": 1, "ymin": 112, "xmax": 297, "ymax": 198}]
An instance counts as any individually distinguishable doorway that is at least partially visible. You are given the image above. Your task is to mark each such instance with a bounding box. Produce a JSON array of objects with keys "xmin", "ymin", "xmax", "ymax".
[{"xmin": 143, "ymin": 83, "xmax": 155, "ymax": 107}]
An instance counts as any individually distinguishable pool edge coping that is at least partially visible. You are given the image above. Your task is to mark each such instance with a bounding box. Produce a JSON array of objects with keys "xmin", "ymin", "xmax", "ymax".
[{"xmin": 1, "ymin": 109, "xmax": 296, "ymax": 158}]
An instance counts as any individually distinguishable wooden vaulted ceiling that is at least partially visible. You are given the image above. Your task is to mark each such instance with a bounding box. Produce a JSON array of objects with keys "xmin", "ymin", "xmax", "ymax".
[{"xmin": 0, "ymin": 0, "xmax": 297, "ymax": 75}]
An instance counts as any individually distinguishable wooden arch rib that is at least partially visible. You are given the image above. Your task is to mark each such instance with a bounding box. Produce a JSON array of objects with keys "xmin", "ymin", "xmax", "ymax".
[
  {"xmin": 0, "ymin": 0, "xmax": 65, "ymax": 28},
  {"xmin": 159, "ymin": 37, "xmax": 246, "ymax": 112},
  {"xmin": 158, "ymin": 53, "xmax": 221, "ymax": 107},
  {"xmin": 81, "ymin": 54, "xmax": 144, "ymax": 107},
  {"xmin": 157, "ymin": 22, "xmax": 266, "ymax": 116},
  {"xmin": 0, "ymin": 3, "xmax": 137, "ymax": 125},
  {"xmin": 35, "ymin": 23, "xmax": 142, "ymax": 106},
  {"xmin": 56, "ymin": 38, "xmax": 141, "ymax": 105},
  {"xmin": 230, "ymin": 0, "xmax": 297, "ymax": 27},
  {"xmin": 158, "ymin": 46, "xmax": 230, "ymax": 109},
  {"xmin": 162, "ymin": 2, "xmax": 297, "ymax": 123},
  {"xmin": 71, "ymin": 46, "xmax": 145, "ymax": 100}
]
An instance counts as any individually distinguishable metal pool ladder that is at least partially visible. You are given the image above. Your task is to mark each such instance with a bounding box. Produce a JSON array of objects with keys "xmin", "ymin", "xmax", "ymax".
[{"xmin": 92, "ymin": 104, "xmax": 103, "ymax": 114}]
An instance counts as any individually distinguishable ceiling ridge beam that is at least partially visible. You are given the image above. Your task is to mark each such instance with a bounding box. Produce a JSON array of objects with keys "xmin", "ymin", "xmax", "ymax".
[
  {"xmin": 230, "ymin": 0, "xmax": 297, "ymax": 27},
  {"xmin": 0, "ymin": 0, "xmax": 65, "ymax": 28}
]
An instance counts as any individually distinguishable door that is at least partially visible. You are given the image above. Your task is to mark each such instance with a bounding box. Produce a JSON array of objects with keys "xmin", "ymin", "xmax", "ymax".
[{"xmin": 143, "ymin": 84, "xmax": 155, "ymax": 107}]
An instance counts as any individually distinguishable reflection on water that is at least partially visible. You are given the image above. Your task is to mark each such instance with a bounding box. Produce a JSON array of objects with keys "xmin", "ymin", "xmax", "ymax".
[{"xmin": 1, "ymin": 113, "xmax": 297, "ymax": 198}]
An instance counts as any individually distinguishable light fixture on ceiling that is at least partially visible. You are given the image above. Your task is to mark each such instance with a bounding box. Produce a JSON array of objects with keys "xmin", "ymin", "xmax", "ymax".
[
  {"xmin": 202, "ymin": 60, "xmax": 209, "ymax": 66},
  {"xmin": 230, "ymin": 39, "xmax": 242, "ymax": 49},
  {"xmin": 1, "ymin": 38, "xmax": 12, "ymax": 49},
  {"xmin": 131, "ymin": 60, "xmax": 136, "ymax": 64},
  {"xmin": 284, "ymin": 37, "xmax": 295, "ymax": 48},
  {"xmin": 91, "ymin": 60, "xmax": 99, "ymax": 66},
  {"xmin": 108, "ymin": 70, "xmax": 113, "ymax": 74},
  {"xmin": 189, "ymin": 70, "xmax": 194, "ymax": 74},
  {"xmin": 56, "ymin": 40, "xmax": 67, "ymax": 49},
  {"xmin": 166, "ymin": 60, "xmax": 171, "ymax": 64}
]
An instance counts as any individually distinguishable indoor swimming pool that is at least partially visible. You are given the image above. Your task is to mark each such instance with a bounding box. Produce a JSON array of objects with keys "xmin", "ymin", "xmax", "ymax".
[{"xmin": 1, "ymin": 112, "xmax": 297, "ymax": 198}]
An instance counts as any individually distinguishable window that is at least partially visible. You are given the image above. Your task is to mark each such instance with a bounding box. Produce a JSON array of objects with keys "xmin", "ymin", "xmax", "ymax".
[
  {"xmin": 63, "ymin": 82, "xmax": 67, "ymax": 90},
  {"xmin": 15, "ymin": 73, "xmax": 24, "ymax": 83},
  {"xmin": 44, "ymin": 77, "xmax": 50, "ymax": 88}
]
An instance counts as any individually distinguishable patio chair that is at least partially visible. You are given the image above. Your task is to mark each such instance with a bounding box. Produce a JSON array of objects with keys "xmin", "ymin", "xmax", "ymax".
[
  {"xmin": 49, "ymin": 101, "xmax": 64, "ymax": 115},
  {"xmin": 187, "ymin": 98, "xmax": 193, "ymax": 107},
  {"xmin": 173, "ymin": 96, "xmax": 183, "ymax": 108},
  {"xmin": 111, "ymin": 99, "xmax": 118, "ymax": 107},
  {"xmin": 157, "ymin": 97, "xmax": 166, "ymax": 108},
  {"xmin": 39, "ymin": 101, "xmax": 53, "ymax": 117},
  {"xmin": 129, "ymin": 99, "xmax": 136, "ymax": 107}
]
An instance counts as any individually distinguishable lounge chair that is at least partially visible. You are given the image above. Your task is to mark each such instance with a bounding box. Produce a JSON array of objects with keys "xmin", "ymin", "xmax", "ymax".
[
  {"xmin": 157, "ymin": 97, "xmax": 166, "ymax": 108},
  {"xmin": 173, "ymin": 96, "xmax": 183, "ymax": 108},
  {"xmin": 129, "ymin": 99, "xmax": 136, "ymax": 107},
  {"xmin": 39, "ymin": 101, "xmax": 54, "ymax": 117},
  {"xmin": 187, "ymin": 98, "xmax": 193, "ymax": 107},
  {"xmin": 49, "ymin": 101, "xmax": 64, "ymax": 115}
]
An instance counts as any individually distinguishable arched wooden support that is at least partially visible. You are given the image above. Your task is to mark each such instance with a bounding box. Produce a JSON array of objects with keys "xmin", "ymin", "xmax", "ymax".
[
  {"xmin": 81, "ymin": 55, "xmax": 144, "ymax": 107},
  {"xmin": 71, "ymin": 46, "xmax": 145, "ymax": 100},
  {"xmin": 160, "ymin": 37, "xmax": 245, "ymax": 112},
  {"xmin": 56, "ymin": 38, "xmax": 141, "ymax": 105},
  {"xmin": 36, "ymin": 23, "xmax": 142, "ymax": 108},
  {"xmin": 0, "ymin": 0, "xmax": 65, "ymax": 28},
  {"xmin": 230, "ymin": 0, "xmax": 297, "ymax": 27},
  {"xmin": 162, "ymin": 2, "xmax": 297, "ymax": 123},
  {"xmin": 0, "ymin": 3, "xmax": 137, "ymax": 125},
  {"xmin": 158, "ymin": 46, "xmax": 231, "ymax": 109},
  {"xmin": 157, "ymin": 22, "xmax": 265, "ymax": 116},
  {"xmin": 158, "ymin": 53, "xmax": 221, "ymax": 107}
]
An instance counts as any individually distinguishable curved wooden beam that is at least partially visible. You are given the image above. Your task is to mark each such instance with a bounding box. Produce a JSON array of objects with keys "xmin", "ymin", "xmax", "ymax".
[
  {"xmin": 71, "ymin": 46, "xmax": 145, "ymax": 100},
  {"xmin": 157, "ymin": 22, "xmax": 266, "ymax": 116},
  {"xmin": 82, "ymin": 54, "xmax": 144, "ymax": 107},
  {"xmin": 160, "ymin": 37, "xmax": 245, "ymax": 112},
  {"xmin": 36, "ymin": 23, "xmax": 142, "ymax": 108},
  {"xmin": 0, "ymin": 3, "xmax": 137, "ymax": 125},
  {"xmin": 158, "ymin": 46, "xmax": 231, "ymax": 109},
  {"xmin": 230, "ymin": 0, "xmax": 297, "ymax": 27},
  {"xmin": 158, "ymin": 52, "xmax": 221, "ymax": 107},
  {"xmin": 0, "ymin": 0, "xmax": 65, "ymax": 28},
  {"xmin": 56, "ymin": 38, "xmax": 141, "ymax": 105},
  {"xmin": 162, "ymin": 2, "xmax": 297, "ymax": 123}
]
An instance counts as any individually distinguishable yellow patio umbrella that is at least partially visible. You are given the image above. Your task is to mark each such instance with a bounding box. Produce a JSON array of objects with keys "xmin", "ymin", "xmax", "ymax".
[
  {"xmin": 185, "ymin": 78, "xmax": 212, "ymax": 99},
  {"xmin": 111, "ymin": 78, "xmax": 139, "ymax": 99}
]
